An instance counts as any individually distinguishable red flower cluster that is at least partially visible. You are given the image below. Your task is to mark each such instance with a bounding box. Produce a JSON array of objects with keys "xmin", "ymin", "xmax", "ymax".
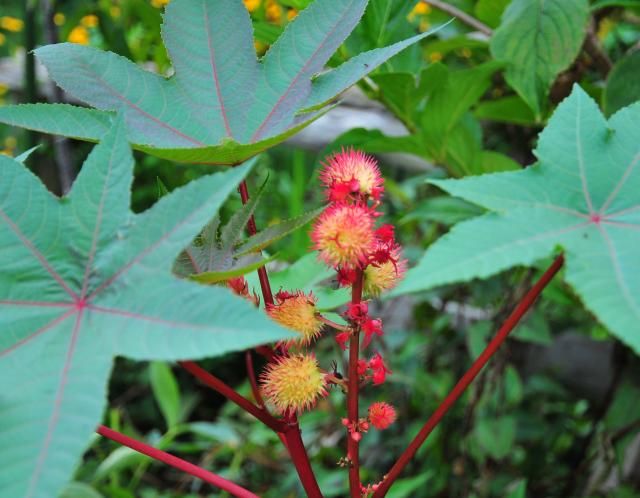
[{"xmin": 367, "ymin": 352, "xmax": 392, "ymax": 385}]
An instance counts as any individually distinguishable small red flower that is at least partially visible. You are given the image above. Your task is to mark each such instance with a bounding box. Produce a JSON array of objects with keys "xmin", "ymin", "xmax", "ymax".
[
  {"xmin": 375, "ymin": 224, "xmax": 395, "ymax": 243},
  {"xmin": 357, "ymin": 359, "xmax": 368, "ymax": 376},
  {"xmin": 345, "ymin": 301, "xmax": 368, "ymax": 322},
  {"xmin": 369, "ymin": 352, "xmax": 391, "ymax": 385},
  {"xmin": 227, "ymin": 277, "xmax": 259, "ymax": 306},
  {"xmin": 336, "ymin": 267, "xmax": 358, "ymax": 287},
  {"xmin": 335, "ymin": 331, "xmax": 351, "ymax": 350},
  {"xmin": 368, "ymin": 402, "xmax": 396, "ymax": 430},
  {"xmin": 361, "ymin": 317, "xmax": 383, "ymax": 349}
]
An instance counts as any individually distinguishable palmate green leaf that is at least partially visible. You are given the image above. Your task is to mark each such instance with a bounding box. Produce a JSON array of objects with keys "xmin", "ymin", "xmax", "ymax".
[
  {"xmin": 490, "ymin": 0, "xmax": 589, "ymax": 119},
  {"xmin": 0, "ymin": 0, "xmax": 441, "ymax": 165},
  {"xmin": 0, "ymin": 119, "xmax": 293, "ymax": 498},
  {"xmin": 175, "ymin": 181, "xmax": 321, "ymax": 280},
  {"xmin": 396, "ymin": 86, "xmax": 640, "ymax": 353}
]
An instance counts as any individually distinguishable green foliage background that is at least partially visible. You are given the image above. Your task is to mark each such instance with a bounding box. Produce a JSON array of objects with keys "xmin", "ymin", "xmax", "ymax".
[{"xmin": 0, "ymin": 0, "xmax": 639, "ymax": 497}]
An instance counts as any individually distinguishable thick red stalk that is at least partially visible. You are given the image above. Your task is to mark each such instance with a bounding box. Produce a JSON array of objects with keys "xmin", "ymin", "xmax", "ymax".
[
  {"xmin": 180, "ymin": 360, "xmax": 286, "ymax": 433},
  {"xmin": 372, "ymin": 255, "xmax": 565, "ymax": 497},
  {"xmin": 96, "ymin": 425, "xmax": 259, "ymax": 498},
  {"xmin": 282, "ymin": 420, "xmax": 324, "ymax": 498},
  {"xmin": 347, "ymin": 269, "xmax": 364, "ymax": 496},
  {"xmin": 237, "ymin": 179, "xmax": 324, "ymax": 497}
]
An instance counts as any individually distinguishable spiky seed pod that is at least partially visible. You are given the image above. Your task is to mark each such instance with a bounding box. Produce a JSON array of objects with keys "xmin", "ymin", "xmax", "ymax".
[
  {"xmin": 320, "ymin": 148, "xmax": 384, "ymax": 201},
  {"xmin": 311, "ymin": 203, "xmax": 375, "ymax": 268},
  {"xmin": 260, "ymin": 355, "xmax": 327, "ymax": 414},
  {"xmin": 368, "ymin": 402, "xmax": 396, "ymax": 430},
  {"xmin": 266, "ymin": 290, "xmax": 323, "ymax": 345},
  {"xmin": 363, "ymin": 243, "xmax": 407, "ymax": 297}
]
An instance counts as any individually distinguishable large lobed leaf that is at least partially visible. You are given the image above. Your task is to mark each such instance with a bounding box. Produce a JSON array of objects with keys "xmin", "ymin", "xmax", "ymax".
[
  {"xmin": 0, "ymin": 119, "xmax": 294, "ymax": 498},
  {"xmin": 490, "ymin": 0, "xmax": 589, "ymax": 119},
  {"xmin": 0, "ymin": 0, "xmax": 443, "ymax": 165},
  {"xmin": 396, "ymin": 86, "xmax": 640, "ymax": 354}
]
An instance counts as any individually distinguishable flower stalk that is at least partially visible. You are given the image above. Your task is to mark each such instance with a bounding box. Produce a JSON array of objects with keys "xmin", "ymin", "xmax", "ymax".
[
  {"xmin": 96, "ymin": 425, "xmax": 260, "ymax": 498},
  {"xmin": 237, "ymin": 178, "xmax": 324, "ymax": 498},
  {"xmin": 371, "ymin": 254, "xmax": 565, "ymax": 497},
  {"xmin": 347, "ymin": 269, "xmax": 364, "ymax": 496}
]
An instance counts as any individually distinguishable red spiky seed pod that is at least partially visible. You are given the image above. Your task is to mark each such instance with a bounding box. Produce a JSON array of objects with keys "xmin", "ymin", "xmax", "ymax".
[
  {"xmin": 319, "ymin": 148, "xmax": 384, "ymax": 201},
  {"xmin": 260, "ymin": 354, "xmax": 327, "ymax": 414},
  {"xmin": 311, "ymin": 203, "xmax": 375, "ymax": 268},
  {"xmin": 368, "ymin": 402, "xmax": 396, "ymax": 430}
]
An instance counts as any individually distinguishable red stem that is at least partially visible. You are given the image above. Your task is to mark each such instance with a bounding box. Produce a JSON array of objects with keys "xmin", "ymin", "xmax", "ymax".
[
  {"xmin": 238, "ymin": 180, "xmax": 274, "ymax": 306},
  {"xmin": 180, "ymin": 361, "xmax": 286, "ymax": 433},
  {"xmin": 245, "ymin": 350, "xmax": 266, "ymax": 408},
  {"xmin": 282, "ymin": 419, "xmax": 324, "ymax": 498},
  {"xmin": 96, "ymin": 425, "xmax": 260, "ymax": 498},
  {"xmin": 237, "ymin": 178, "xmax": 324, "ymax": 497},
  {"xmin": 372, "ymin": 255, "xmax": 565, "ymax": 497},
  {"xmin": 347, "ymin": 269, "xmax": 364, "ymax": 496}
]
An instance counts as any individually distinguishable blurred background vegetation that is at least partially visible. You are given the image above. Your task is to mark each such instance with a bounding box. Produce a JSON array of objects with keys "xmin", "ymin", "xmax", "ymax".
[{"xmin": 1, "ymin": 0, "xmax": 639, "ymax": 497}]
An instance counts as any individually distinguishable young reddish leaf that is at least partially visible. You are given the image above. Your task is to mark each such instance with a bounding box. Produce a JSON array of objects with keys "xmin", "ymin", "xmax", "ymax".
[
  {"xmin": 397, "ymin": 86, "xmax": 640, "ymax": 354},
  {"xmin": 0, "ymin": 119, "xmax": 294, "ymax": 498}
]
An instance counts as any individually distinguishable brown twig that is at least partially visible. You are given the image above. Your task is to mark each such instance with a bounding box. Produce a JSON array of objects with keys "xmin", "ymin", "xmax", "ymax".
[
  {"xmin": 422, "ymin": 0, "xmax": 493, "ymax": 36},
  {"xmin": 584, "ymin": 20, "xmax": 613, "ymax": 78}
]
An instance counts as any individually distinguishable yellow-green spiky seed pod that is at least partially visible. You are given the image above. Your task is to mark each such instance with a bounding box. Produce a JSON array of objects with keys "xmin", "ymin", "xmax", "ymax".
[{"xmin": 260, "ymin": 355, "xmax": 327, "ymax": 414}]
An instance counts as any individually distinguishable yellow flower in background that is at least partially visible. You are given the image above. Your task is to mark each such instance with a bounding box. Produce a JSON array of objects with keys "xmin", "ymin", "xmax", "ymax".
[
  {"xmin": 151, "ymin": 0, "xmax": 170, "ymax": 8},
  {"xmin": 110, "ymin": 6, "xmax": 122, "ymax": 18},
  {"xmin": 2, "ymin": 136, "xmax": 17, "ymax": 157},
  {"xmin": 68, "ymin": 26, "xmax": 89, "ymax": 45},
  {"xmin": 266, "ymin": 0, "xmax": 282, "ymax": 22},
  {"xmin": 419, "ymin": 19, "xmax": 430, "ymax": 32},
  {"xmin": 0, "ymin": 84, "xmax": 9, "ymax": 97},
  {"xmin": 597, "ymin": 18, "xmax": 614, "ymax": 40},
  {"xmin": 287, "ymin": 9, "xmax": 298, "ymax": 20},
  {"xmin": 409, "ymin": 1, "xmax": 431, "ymax": 21},
  {"xmin": 254, "ymin": 40, "xmax": 268, "ymax": 55},
  {"xmin": 80, "ymin": 15, "xmax": 99, "ymax": 28},
  {"xmin": 0, "ymin": 33, "xmax": 5, "ymax": 46},
  {"xmin": 413, "ymin": 1, "xmax": 431, "ymax": 15},
  {"xmin": 243, "ymin": 0, "xmax": 261, "ymax": 12},
  {"xmin": 0, "ymin": 16, "xmax": 24, "ymax": 32},
  {"xmin": 53, "ymin": 13, "xmax": 65, "ymax": 26},
  {"xmin": 4, "ymin": 136, "xmax": 17, "ymax": 150},
  {"xmin": 429, "ymin": 51, "xmax": 443, "ymax": 62}
]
